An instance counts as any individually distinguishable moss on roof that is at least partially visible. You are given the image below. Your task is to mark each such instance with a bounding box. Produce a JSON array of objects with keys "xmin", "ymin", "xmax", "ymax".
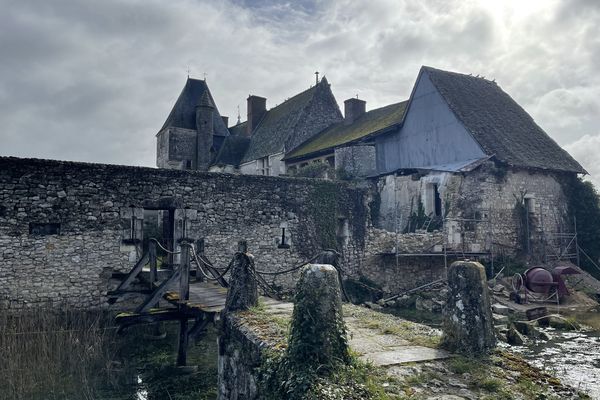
[{"xmin": 284, "ymin": 100, "xmax": 408, "ymax": 160}]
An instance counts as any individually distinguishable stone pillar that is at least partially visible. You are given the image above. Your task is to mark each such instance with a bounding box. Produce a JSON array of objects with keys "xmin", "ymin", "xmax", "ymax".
[
  {"xmin": 224, "ymin": 241, "xmax": 258, "ymax": 312},
  {"xmin": 287, "ymin": 264, "xmax": 350, "ymax": 368},
  {"xmin": 442, "ymin": 261, "xmax": 496, "ymax": 355}
]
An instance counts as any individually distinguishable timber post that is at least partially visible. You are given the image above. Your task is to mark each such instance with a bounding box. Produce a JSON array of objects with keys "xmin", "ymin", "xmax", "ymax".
[
  {"xmin": 196, "ymin": 238, "xmax": 205, "ymax": 282},
  {"xmin": 149, "ymin": 240, "xmax": 157, "ymax": 289},
  {"xmin": 177, "ymin": 240, "xmax": 192, "ymax": 367},
  {"xmin": 179, "ymin": 241, "xmax": 191, "ymax": 302}
]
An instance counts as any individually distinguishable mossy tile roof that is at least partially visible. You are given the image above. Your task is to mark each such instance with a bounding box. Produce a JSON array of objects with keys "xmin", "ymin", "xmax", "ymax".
[{"xmin": 285, "ymin": 100, "xmax": 408, "ymax": 160}]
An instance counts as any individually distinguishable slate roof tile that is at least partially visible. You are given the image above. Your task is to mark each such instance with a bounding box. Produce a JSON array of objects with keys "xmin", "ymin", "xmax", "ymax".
[{"xmin": 423, "ymin": 66, "xmax": 585, "ymax": 173}]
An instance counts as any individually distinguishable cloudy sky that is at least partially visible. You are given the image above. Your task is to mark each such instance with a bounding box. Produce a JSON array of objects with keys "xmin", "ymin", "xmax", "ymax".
[{"xmin": 1, "ymin": 0, "xmax": 599, "ymax": 186}]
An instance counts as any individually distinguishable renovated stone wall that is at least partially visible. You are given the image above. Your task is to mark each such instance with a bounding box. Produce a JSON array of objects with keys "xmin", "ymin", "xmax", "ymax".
[
  {"xmin": 376, "ymin": 162, "xmax": 574, "ymax": 259},
  {"xmin": 0, "ymin": 157, "xmax": 368, "ymax": 310}
]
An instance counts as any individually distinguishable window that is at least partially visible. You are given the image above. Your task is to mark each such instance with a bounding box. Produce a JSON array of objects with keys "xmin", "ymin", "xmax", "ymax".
[
  {"xmin": 424, "ymin": 183, "xmax": 442, "ymax": 217},
  {"xmin": 258, "ymin": 157, "xmax": 271, "ymax": 176},
  {"xmin": 29, "ymin": 223, "xmax": 61, "ymax": 236}
]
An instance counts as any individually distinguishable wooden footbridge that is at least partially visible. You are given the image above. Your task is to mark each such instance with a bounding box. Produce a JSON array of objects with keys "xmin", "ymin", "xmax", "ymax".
[{"xmin": 109, "ymin": 239, "xmax": 284, "ymax": 366}]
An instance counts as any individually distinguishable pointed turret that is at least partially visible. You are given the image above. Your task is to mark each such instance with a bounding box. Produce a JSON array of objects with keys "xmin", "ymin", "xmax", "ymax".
[{"xmin": 195, "ymin": 90, "xmax": 214, "ymax": 171}]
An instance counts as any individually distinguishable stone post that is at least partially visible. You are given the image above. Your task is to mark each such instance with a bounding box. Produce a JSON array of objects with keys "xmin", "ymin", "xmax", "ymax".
[
  {"xmin": 287, "ymin": 264, "xmax": 350, "ymax": 369},
  {"xmin": 442, "ymin": 261, "xmax": 496, "ymax": 355},
  {"xmin": 224, "ymin": 241, "xmax": 258, "ymax": 312}
]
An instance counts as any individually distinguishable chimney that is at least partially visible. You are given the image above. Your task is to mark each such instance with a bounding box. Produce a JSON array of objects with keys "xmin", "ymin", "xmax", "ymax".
[
  {"xmin": 344, "ymin": 98, "xmax": 366, "ymax": 125},
  {"xmin": 221, "ymin": 116, "xmax": 229, "ymax": 128},
  {"xmin": 246, "ymin": 95, "xmax": 267, "ymax": 136}
]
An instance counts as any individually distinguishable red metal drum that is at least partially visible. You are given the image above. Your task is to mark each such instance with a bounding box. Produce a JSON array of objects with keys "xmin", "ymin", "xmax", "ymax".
[{"xmin": 524, "ymin": 267, "xmax": 555, "ymax": 294}]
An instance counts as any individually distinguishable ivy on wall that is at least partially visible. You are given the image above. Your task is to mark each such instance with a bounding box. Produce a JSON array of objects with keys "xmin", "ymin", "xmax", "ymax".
[
  {"xmin": 307, "ymin": 181, "xmax": 341, "ymax": 250},
  {"xmin": 561, "ymin": 176, "xmax": 600, "ymax": 277}
]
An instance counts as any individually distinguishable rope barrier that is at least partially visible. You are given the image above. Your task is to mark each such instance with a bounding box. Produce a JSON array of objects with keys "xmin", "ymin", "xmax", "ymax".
[
  {"xmin": 253, "ymin": 254, "xmax": 321, "ymax": 275},
  {"xmin": 189, "ymin": 244, "xmax": 233, "ymax": 282},
  {"xmin": 149, "ymin": 238, "xmax": 181, "ymax": 255}
]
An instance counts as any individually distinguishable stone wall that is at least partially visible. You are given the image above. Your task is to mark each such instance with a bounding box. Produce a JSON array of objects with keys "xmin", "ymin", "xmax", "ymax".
[
  {"xmin": 0, "ymin": 156, "xmax": 368, "ymax": 310},
  {"xmin": 375, "ymin": 162, "xmax": 574, "ymax": 259},
  {"xmin": 350, "ymin": 228, "xmax": 447, "ymax": 295},
  {"xmin": 218, "ymin": 314, "xmax": 265, "ymax": 400},
  {"xmin": 156, "ymin": 127, "xmax": 197, "ymax": 169}
]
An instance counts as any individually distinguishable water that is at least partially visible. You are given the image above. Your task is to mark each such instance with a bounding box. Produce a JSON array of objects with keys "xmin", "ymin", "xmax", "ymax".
[{"xmin": 516, "ymin": 309, "xmax": 600, "ymax": 399}]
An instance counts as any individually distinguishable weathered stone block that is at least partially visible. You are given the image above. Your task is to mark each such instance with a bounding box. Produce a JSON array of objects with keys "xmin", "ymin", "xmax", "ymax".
[{"xmin": 442, "ymin": 261, "xmax": 496, "ymax": 355}]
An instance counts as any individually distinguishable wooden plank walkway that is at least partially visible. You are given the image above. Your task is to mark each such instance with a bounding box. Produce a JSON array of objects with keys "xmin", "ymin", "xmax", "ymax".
[{"xmin": 163, "ymin": 281, "xmax": 281, "ymax": 314}]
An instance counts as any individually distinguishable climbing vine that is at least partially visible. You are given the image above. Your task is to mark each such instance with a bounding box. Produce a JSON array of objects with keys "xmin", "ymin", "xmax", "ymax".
[{"xmin": 308, "ymin": 182, "xmax": 341, "ymax": 250}]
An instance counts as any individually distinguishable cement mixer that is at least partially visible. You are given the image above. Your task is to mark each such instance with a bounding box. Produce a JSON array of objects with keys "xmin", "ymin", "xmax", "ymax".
[{"xmin": 511, "ymin": 265, "xmax": 580, "ymax": 304}]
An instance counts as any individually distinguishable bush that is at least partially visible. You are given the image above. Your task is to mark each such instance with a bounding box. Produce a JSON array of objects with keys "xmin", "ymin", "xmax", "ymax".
[{"xmin": 293, "ymin": 163, "xmax": 331, "ymax": 178}]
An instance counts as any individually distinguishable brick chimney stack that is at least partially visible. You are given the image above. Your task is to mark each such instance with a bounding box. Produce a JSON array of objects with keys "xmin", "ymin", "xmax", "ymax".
[
  {"xmin": 246, "ymin": 95, "xmax": 267, "ymax": 136},
  {"xmin": 344, "ymin": 98, "xmax": 366, "ymax": 125}
]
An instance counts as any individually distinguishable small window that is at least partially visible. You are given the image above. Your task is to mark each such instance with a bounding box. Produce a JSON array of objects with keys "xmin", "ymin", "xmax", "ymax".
[
  {"xmin": 185, "ymin": 160, "xmax": 192, "ymax": 169},
  {"xmin": 29, "ymin": 223, "xmax": 61, "ymax": 236}
]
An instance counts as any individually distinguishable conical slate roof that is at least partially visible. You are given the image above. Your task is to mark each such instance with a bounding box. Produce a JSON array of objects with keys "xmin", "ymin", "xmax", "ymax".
[{"xmin": 160, "ymin": 78, "xmax": 228, "ymax": 137}]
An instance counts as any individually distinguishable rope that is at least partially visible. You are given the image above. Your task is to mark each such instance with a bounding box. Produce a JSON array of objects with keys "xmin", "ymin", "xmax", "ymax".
[
  {"xmin": 149, "ymin": 238, "xmax": 181, "ymax": 255},
  {"xmin": 253, "ymin": 254, "xmax": 321, "ymax": 275},
  {"xmin": 189, "ymin": 243, "xmax": 232, "ymax": 282}
]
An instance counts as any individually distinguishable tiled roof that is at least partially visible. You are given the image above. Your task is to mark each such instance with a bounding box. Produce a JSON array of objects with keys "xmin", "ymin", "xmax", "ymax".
[
  {"xmin": 241, "ymin": 78, "xmax": 341, "ymax": 163},
  {"xmin": 160, "ymin": 78, "xmax": 229, "ymax": 137},
  {"xmin": 423, "ymin": 66, "xmax": 586, "ymax": 173},
  {"xmin": 285, "ymin": 100, "xmax": 408, "ymax": 161},
  {"xmin": 213, "ymin": 135, "xmax": 251, "ymax": 167}
]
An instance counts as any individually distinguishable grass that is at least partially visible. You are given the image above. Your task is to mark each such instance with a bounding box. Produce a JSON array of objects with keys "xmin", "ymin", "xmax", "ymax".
[
  {"xmin": 0, "ymin": 309, "xmax": 219, "ymax": 400},
  {"xmin": 343, "ymin": 304, "xmax": 441, "ymax": 348},
  {"xmin": 0, "ymin": 309, "xmax": 118, "ymax": 400}
]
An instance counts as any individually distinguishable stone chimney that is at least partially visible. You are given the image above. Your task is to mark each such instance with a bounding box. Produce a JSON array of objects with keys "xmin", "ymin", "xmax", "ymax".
[
  {"xmin": 195, "ymin": 91, "xmax": 214, "ymax": 171},
  {"xmin": 246, "ymin": 95, "xmax": 267, "ymax": 136},
  {"xmin": 221, "ymin": 116, "xmax": 229, "ymax": 128},
  {"xmin": 344, "ymin": 98, "xmax": 366, "ymax": 125}
]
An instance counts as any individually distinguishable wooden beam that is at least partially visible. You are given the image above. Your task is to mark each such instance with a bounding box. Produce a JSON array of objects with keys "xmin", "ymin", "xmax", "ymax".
[
  {"xmin": 177, "ymin": 318, "xmax": 189, "ymax": 366},
  {"xmin": 110, "ymin": 252, "xmax": 149, "ymax": 293},
  {"xmin": 115, "ymin": 308, "xmax": 183, "ymax": 333},
  {"xmin": 136, "ymin": 267, "xmax": 181, "ymax": 314},
  {"xmin": 149, "ymin": 241, "xmax": 157, "ymax": 289},
  {"xmin": 180, "ymin": 243, "xmax": 190, "ymax": 302}
]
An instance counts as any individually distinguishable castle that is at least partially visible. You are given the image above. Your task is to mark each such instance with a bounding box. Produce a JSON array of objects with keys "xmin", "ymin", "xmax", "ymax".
[{"xmin": 0, "ymin": 66, "xmax": 587, "ymax": 311}]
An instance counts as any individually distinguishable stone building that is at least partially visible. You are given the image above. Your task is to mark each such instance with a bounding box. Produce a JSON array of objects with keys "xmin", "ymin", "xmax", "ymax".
[
  {"xmin": 370, "ymin": 66, "xmax": 586, "ymax": 260},
  {"xmin": 156, "ymin": 78, "xmax": 230, "ymax": 171},
  {"xmin": 156, "ymin": 77, "xmax": 343, "ymax": 176},
  {"xmin": 284, "ymin": 99, "xmax": 408, "ymax": 178}
]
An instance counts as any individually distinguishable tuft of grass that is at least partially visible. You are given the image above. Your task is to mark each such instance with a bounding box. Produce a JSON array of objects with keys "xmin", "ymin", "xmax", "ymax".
[
  {"xmin": 477, "ymin": 377, "xmax": 503, "ymax": 392},
  {"xmin": 448, "ymin": 356, "xmax": 477, "ymax": 374}
]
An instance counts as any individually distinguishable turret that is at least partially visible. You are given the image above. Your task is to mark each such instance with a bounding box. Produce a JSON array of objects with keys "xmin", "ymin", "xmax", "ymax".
[{"xmin": 195, "ymin": 90, "xmax": 214, "ymax": 171}]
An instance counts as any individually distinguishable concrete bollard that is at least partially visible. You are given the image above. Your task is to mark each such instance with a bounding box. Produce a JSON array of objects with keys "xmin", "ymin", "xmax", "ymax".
[
  {"xmin": 224, "ymin": 241, "xmax": 258, "ymax": 312},
  {"xmin": 287, "ymin": 264, "xmax": 350, "ymax": 368},
  {"xmin": 442, "ymin": 260, "xmax": 496, "ymax": 355}
]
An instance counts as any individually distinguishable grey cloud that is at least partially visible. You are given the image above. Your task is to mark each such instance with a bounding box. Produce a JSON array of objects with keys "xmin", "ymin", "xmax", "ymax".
[{"xmin": 0, "ymin": 0, "xmax": 598, "ymax": 186}]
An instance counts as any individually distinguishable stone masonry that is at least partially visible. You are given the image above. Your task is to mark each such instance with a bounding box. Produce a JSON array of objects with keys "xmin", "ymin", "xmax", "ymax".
[{"xmin": 0, "ymin": 156, "xmax": 368, "ymax": 311}]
